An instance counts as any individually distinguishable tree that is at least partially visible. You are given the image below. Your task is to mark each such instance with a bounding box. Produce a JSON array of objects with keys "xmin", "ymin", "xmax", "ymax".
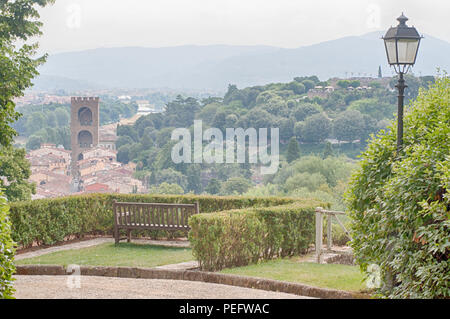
[
  {"xmin": 337, "ymin": 80, "xmax": 351, "ymax": 89},
  {"xmin": 46, "ymin": 112, "xmax": 57, "ymax": 127},
  {"xmin": 186, "ymin": 165, "xmax": 202, "ymax": 194},
  {"xmin": 360, "ymin": 115, "xmax": 379, "ymax": 144},
  {"xmin": 116, "ymin": 136, "xmax": 134, "ymax": 150},
  {"xmin": 293, "ymin": 103, "xmax": 321, "ymax": 121},
  {"xmin": 277, "ymin": 117, "xmax": 294, "ymax": 140},
  {"xmin": 302, "ymin": 80, "xmax": 315, "ymax": 92},
  {"xmin": 26, "ymin": 112, "xmax": 46, "ymax": 136},
  {"xmin": 117, "ymin": 125, "xmax": 139, "ymax": 142},
  {"xmin": 55, "ymin": 108, "xmax": 69, "ymax": 126},
  {"xmin": 349, "ymin": 80, "xmax": 361, "ymax": 88},
  {"xmin": 378, "ymin": 65, "xmax": 382, "ymax": 78},
  {"xmin": 286, "ymin": 137, "xmax": 300, "ymax": 163},
  {"xmin": 239, "ymin": 108, "xmax": 274, "ymax": 129},
  {"xmin": 155, "ymin": 127, "xmax": 174, "ymax": 148},
  {"xmin": 294, "ymin": 121, "xmax": 304, "ymax": 139},
  {"xmin": 346, "ymin": 76, "xmax": 450, "ymax": 298},
  {"xmin": 212, "ymin": 109, "xmax": 227, "ymax": 131},
  {"xmin": 205, "ymin": 178, "xmax": 221, "ymax": 195},
  {"xmin": 225, "ymin": 114, "xmax": 238, "ymax": 128},
  {"xmin": 0, "ymin": 147, "xmax": 35, "ymax": 202},
  {"xmin": 0, "ymin": 0, "xmax": 54, "ymax": 148},
  {"xmin": 198, "ymin": 103, "xmax": 219, "ymax": 124},
  {"xmin": 284, "ymin": 172, "xmax": 327, "ymax": 193},
  {"xmin": 153, "ymin": 168, "xmax": 188, "ymax": 191},
  {"xmin": 223, "ymin": 84, "xmax": 239, "ymax": 104},
  {"xmin": 55, "ymin": 127, "xmax": 71, "ymax": 149},
  {"xmin": 348, "ymin": 98, "xmax": 396, "ymax": 121},
  {"xmin": 300, "ymin": 114, "xmax": 331, "ymax": 143},
  {"xmin": 322, "ymin": 142, "xmax": 334, "ymax": 158},
  {"xmin": 332, "ymin": 110, "xmax": 365, "ymax": 142},
  {"xmin": 117, "ymin": 145, "xmax": 130, "ymax": 164},
  {"xmin": 25, "ymin": 135, "xmax": 43, "ymax": 150},
  {"xmin": 0, "ymin": 0, "xmax": 53, "ymax": 206},
  {"xmin": 220, "ymin": 177, "xmax": 252, "ymax": 195},
  {"xmin": 148, "ymin": 182, "xmax": 184, "ymax": 195},
  {"xmin": 165, "ymin": 95, "xmax": 200, "ymax": 127},
  {"xmin": 287, "ymin": 81, "xmax": 305, "ymax": 95}
]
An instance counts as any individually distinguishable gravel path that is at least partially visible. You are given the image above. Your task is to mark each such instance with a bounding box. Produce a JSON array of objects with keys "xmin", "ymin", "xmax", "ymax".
[{"xmin": 14, "ymin": 275, "xmax": 311, "ymax": 299}]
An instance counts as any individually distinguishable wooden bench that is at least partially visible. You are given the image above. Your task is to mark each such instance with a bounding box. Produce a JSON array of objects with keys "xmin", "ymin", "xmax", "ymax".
[{"xmin": 113, "ymin": 201, "xmax": 200, "ymax": 244}]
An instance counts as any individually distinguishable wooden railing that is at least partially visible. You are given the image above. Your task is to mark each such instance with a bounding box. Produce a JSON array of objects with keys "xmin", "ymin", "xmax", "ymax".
[
  {"xmin": 315, "ymin": 207, "xmax": 352, "ymax": 263},
  {"xmin": 113, "ymin": 201, "xmax": 199, "ymax": 244}
]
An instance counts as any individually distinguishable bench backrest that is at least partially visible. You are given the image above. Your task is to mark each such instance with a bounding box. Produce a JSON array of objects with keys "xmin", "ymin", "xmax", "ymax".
[{"xmin": 113, "ymin": 201, "xmax": 199, "ymax": 229}]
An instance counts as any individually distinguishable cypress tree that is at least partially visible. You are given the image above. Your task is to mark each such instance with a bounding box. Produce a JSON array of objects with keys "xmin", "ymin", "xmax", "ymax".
[{"xmin": 286, "ymin": 137, "xmax": 300, "ymax": 163}]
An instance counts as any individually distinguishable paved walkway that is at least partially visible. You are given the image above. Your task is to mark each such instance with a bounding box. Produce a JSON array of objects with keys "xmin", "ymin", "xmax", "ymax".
[
  {"xmin": 14, "ymin": 275, "xmax": 311, "ymax": 299},
  {"xmin": 15, "ymin": 237, "xmax": 190, "ymax": 261},
  {"xmin": 298, "ymin": 246, "xmax": 354, "ymax": 264}
]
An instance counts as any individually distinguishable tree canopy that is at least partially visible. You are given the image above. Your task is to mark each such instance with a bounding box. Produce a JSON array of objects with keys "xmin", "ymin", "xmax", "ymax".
[
  {"xmin": 0, "ymin": 0, "xmax": 54, "ymax": 298},
  {"xmin": 0, "ymin": 0, "xmax": 54, "ymax": 202},
  {"xmin": 346, "ymin": 75, "xmax": 449, "ymax": 298},
  {"xmin": 0, "ymin": 0, "xmax": 54, "ymax": 148}
]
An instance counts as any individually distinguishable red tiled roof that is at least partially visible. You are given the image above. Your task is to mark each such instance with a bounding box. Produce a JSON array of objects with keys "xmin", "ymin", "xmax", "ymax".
[{"xmin": 85, "ymin": 183, "xmax": 110, "ymax": 192}]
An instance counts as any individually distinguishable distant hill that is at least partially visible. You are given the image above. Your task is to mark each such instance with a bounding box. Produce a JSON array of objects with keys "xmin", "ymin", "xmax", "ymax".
[
  {"xmin": 34, "ymin": 32, "xmax": 450, "ymax": 91},
  {"xmin": 31, "ymin": 74, "xmax": 101, "ymax": 92}
]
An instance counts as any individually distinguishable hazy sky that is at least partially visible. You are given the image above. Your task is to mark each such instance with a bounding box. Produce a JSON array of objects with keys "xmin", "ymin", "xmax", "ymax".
[{"xmin": 37, "ymin": 0, "xmax": 450, "ymax": 54}]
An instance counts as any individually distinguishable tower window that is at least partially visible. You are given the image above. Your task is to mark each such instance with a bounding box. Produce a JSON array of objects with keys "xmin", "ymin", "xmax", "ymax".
[{"xmin": 78, "ymin": 107, "xmax": 93, "ymax": 126}]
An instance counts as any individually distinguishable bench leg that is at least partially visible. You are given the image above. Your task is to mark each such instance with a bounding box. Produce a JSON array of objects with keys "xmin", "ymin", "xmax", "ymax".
[
  {"xmin": 114, "ymin": 226, "xmax": 119, "ymax": 245},
  {"xmin": 127, "ymin": 229, "xmax": 131, "ymax": 243}
]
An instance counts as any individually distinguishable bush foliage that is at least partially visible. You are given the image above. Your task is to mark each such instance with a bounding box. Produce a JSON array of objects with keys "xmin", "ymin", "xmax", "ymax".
[
  {"xmin": 189, "ymin": 200, "xmax": 326, "ymax": 271},
  {"xmin": 346, "ymin": 76, "xmax": 449, "ymax": 298},
  {"xmin": 9, "ymin": 194, "xmax": 296, "ymax": 248},
  {"xmin": 0, "ymin": 192, "xmax": 15, "ymax": 299}
]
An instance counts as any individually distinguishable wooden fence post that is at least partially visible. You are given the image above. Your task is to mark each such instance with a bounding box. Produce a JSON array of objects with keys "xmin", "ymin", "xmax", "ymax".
[
  {"xmin": 327, "ymin": 213, "xmax": 332, "ymax": 250},
  {"xmin": 195, "ymin": 201, "xmax": 200, "ymax": 215},
  {"xmin": 315, "ymin": 207, "xmax": 323, "ymax": 263},
  {"xmin": 113, "ymin": 200, "xmax": 119, "ymax": 245}
]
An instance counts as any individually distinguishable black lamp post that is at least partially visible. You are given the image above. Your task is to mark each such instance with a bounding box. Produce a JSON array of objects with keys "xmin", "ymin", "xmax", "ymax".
[{"xmin": 382, "ymin": 13, "xmax": 422, "ymax": 152}]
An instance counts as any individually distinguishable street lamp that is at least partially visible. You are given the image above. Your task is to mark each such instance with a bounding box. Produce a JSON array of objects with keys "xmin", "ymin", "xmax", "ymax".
[{"xmin": 382, "ymin": 13, "xmax": 422, "ymax": 152}]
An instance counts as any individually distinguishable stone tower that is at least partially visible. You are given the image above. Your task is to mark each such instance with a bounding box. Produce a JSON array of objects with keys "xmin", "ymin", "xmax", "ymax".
[{"xmin": 70, "ymin": 97, "xmax": 100, "ymax": 180}]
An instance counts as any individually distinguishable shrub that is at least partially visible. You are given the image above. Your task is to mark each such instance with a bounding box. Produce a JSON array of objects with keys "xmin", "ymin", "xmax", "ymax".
[
  {"xmin": 189, "ymin": 200, "xmax": 326, "ymax": 271},
  {"xmin": 0, "ymin": 191, "xmax": 15, "ymax": 299},
  {"xmin": 9, "ymin": 194, "xmax": 296, "ymax": 248},
  {"xmin": 346, "ymin": 76, "xmax": 449, "ymax": 298}
]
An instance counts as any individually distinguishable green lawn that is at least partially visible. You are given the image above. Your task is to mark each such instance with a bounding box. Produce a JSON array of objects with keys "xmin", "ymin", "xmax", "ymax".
[
  {"xmin": 16, "ymin": 243, "xmax": 194, "ymax": 268},
  {"xmin": 220, "ymin": 258, "xmax": 366, "ymax": 292},
  {"xmin": 17, "ymin": 243, "xmax": 366, "ymax": 292}
]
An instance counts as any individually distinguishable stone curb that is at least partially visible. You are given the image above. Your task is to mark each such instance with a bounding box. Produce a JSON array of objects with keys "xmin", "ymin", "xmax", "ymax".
[{"xmin": 15, "ymin": 265, "xmax": 368, "ymax": 299}]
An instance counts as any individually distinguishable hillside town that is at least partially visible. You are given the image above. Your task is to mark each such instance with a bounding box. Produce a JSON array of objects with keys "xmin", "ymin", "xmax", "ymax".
[{"xmin": 26, "ymin": 98, "xmax": 146, "ymax": 199}]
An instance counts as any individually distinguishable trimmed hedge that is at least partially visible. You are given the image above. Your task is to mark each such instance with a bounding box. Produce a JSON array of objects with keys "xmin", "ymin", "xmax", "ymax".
[
  {"xmin": 1, "ymin": 192, "xmax": 15, "ymax": 299},
  {"xmin": 189, "ymin": 200, "xmax": 326, "ymax": 271},
  {"xmin": 9, "ymin": 194, "xmax": 296, "ymax": 248}
]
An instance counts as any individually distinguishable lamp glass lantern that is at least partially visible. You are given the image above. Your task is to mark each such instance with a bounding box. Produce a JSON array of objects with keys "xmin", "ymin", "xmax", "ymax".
[
  {"xmin": 382, "ymin": 13, "xmax": 423, "ymax": 153},
  {"xmin": 383, "ymin": 13, "xmax": 422, "ymax": 73}
]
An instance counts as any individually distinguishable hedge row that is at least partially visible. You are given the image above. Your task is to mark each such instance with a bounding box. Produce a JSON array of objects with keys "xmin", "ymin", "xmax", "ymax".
[
  {"xmin": 188, "ymin": 200, "xmax": 326, "ymax": 271},
  {"xmin": 0, "ymin": 192, "xmax": 15, "ymax": 299},
  {"xmin": 9, "ymin": 194, "xmax": 296, "ymax": 248}
]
